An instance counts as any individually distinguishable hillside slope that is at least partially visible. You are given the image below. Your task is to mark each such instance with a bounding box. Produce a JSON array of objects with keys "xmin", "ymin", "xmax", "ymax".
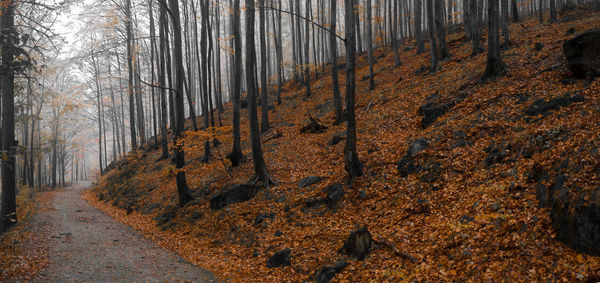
[{"xmin": 89, "ymin": 8, "xmax": 600, "ymax": 282}]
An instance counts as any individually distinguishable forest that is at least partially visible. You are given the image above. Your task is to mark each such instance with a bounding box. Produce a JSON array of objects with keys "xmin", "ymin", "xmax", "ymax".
[{"xmin": 1, "ymin": 0, "xmax": 600, "ymax": 281}]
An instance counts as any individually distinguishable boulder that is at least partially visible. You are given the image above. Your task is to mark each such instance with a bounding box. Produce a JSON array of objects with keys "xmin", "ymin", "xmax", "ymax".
[
  {"xmin": 315, "ymin": 261, "xmax": 349, "ymax": 283},
  {"xmin": 537, "ymin": 175, "xmax": 600, "ymax": 256},
  {"xmin": 209, "ymin": 184, "xmax": 260, "ymax": 210},
  {"xmin": 266, "ymin": 248, "xmax": 291, "ymax": 268},
  {"xmin": 563, "ymin": 30, "xmax": 600, "ymax": 78},
  {"xmin": 339, "ymin": 228, "xmax": 372, "ymax": 260}
]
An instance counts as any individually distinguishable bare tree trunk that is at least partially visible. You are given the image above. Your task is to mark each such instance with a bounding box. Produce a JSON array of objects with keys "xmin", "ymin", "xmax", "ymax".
[
  {"xmin": 415, "ymin": 0, "xmax": 425, "ymax": 53},
  {"xmin": 125, "ymin": 0, "xmax": 137, "ymax": 150},
  {"xmin": 158, "ymin": 0, "xmax": 169, "ymax": 160},
  {"xmin": 549, "ymin": 0, "xmax": 557, "ymax": 22},
  {"xmin": 428, "ymin": 0, "xmax": 440, "ymax": 71},
  {"xmin": 344, "ymin": 0, "xmax": 363, "ymax": 180},
  {"xmin": 246, "ymin": 0, "xmax": 273, "ymax": 185},
  {"xmin": 435, "ymin": 0, "xmax": 450, "ymax": 59},
  {"xmin": 483, "ymin": 0, "xmax": 506, "ymax": 79},
  {"xmin": 471, "ymin": 0, "xmax": 483, "ymax": 55},
  {"xmin": 229, "ymin": 0, "xmax": 244, "ymax": 167},
  {"xmin": 304, "ymin": 0, "xmax": 312, "ymax": 98},
  {"xmin": 260, "ymin": 0, "xmax": 270, "ymax": 132},
  {"xmin": 1, "ymin": 3, "xmax": 17, "ymax": 231},
  {"xmin": 168, "ymin": 0, "xmax": 194, "ymax": 206},
  {"xmin": 501, "ymin": 0, "xmax": 510, "ymax": 47},
  {"xmin": 511, "ymin": 0, "xmax": 519, "ymax": 22},
  {"xmin": 367, "ymin": 0, "xmax": 375, "ymax": 90},
  {"xmin": 330, "ymin": 0, "xmax": 344, "ymax": 124}
]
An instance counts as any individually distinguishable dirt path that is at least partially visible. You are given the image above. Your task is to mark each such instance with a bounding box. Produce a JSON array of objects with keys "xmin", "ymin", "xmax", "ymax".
[{"xmin": 34, "ymin": 182, "xmax": 216, "ymax": 282}]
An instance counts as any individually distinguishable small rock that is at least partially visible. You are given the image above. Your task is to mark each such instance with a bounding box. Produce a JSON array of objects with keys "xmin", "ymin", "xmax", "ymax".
[
  {"xmin": 209, "ymin": 184, "xmax": 260, "ymax": 210},
  {"xmin": 324, "ymin": 183, "xmax": 344, "ymax": 206},
  {"xmin": 266, "ymin": 248, "xmax": 291, "ymax": 268},
  {"xmin": 534, "ymin": 42, "xmax": 544, "ymax": 51},
  {"xmin": 315, "ymin": 261, "xmax": 349, "ymax": 283},
  {"xmin": 358, "ymin": 190, "xmax": 367, "ymax": 200},
  {"xmin": 298, "ymin": 176, "xmax": 324, "ymax": 189},
  {"xmin": 339, "ymin": 228, "xmax": 372, "ymax": 260}
]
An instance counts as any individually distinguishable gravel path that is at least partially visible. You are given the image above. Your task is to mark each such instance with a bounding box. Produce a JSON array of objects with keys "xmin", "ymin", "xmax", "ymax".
[{"xmin": 34, "ymin": 182, "xmax": 216, "ymax": 282}]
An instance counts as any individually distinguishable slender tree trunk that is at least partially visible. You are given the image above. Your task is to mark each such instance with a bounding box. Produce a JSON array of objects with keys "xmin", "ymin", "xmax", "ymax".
[
  {"xmin": 549, "ymin": 0, "xmax": 557, "ymax": 22},
  {"xmin": 91, "ymin": 51, "xmax": 104, "ymax": 175},
  {"xmin": 272, "ymin": 1, "xmax": 283, "ymax": 105},
  {"xmin": 200, "ymin": 0, "xmax": 211, "ymax": 162},
  {"xmin": 330, "ymin": 0, "xmax": 344, "ymax": 124},
  {"xmin": 149, "ymin": 0, "xmax": 158, "ymax": 148},
  {"xmin": 344, "ymin": 0, "xmax": 363, "ymax": 180},
  {"xmin": 471, "ymin": 0, "xmax": 483, "ymax": 54},
  {"xmin": 1, "ymin": 3, "xmax": 17, "ymax": 231},
  {"xmin": 245, "ymin": 0, "xmax": 273, "ymax": 185},
  {"xmin": 415, "ymin": 0, "xmax": 425, "ymax": 53},
  {"xmin": 158, "ymin": 0, "xmax": 169, "ymax": 160},
  {"xmin": 229, "ymin": 0, "xmax": 244, "ymax": 167},
  {"xmin": 367, "ymin": 0, "xmax": 375, "ymax": 89},
  {"xmin": 260, "ymin": 0, "xmax": 270, "ymax": 132},
  {"xmin": 435, "ymin": 0, "xmax": 450, "ymax": 58},
  {"xmin": 428, "ymin": 0, "xmax": 440, "ymax": 71},
  {"xmin": 501, "ymin": 0, "xmax": 510, "ymax": 46},
  {"xmin": 125, "ymin": 0, "xmax": 138, "ymax": 150},
  {"xmin": 511, "ymin": 0, "xmax": 520, "ymax": 22},
  {"xmin": 304, "ymin": 0, "xmax": 312, "ymax": 98},
  {"xmin": 168, "ymin": 0, "xmax": 194, "ymax": 206}
]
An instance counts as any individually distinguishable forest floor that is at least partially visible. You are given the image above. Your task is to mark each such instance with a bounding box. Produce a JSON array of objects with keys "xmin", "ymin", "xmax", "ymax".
[
  {"xmin": 90, "ymin": 7, "xmax": 600, "ymax": 283},
  {"xmin": 1, "ymin": 183, "xmax": 216, "ymax": 282}
]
